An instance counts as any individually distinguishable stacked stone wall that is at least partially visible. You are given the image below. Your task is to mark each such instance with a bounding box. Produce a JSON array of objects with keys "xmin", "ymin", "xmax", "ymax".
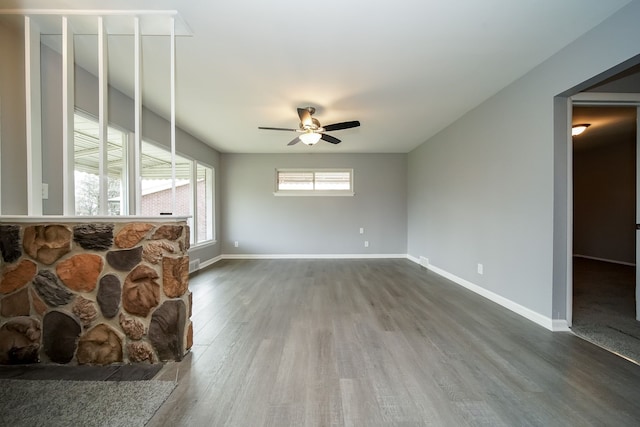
[{"xmin": 0, "ymin": 220, "xmax": 192, "ymax": 365}]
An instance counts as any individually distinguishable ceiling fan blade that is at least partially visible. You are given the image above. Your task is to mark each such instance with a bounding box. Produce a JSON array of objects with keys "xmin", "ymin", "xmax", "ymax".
[
  {"xmin": 287, "ymin": 136, "xmax": 301, "ymax": 146},
  {"xmin": 297, "ymin": 107, "xmax": 314, "ymax": 127},
  {"xmin": 321, "ymin": 133, "xmax": 341, "ymax": 144},
  {"xmin": 258, "ymin": 126, "xmax": 298, "ymax": 132},
  {"xmin": 323, "ymin": 121, "xmax": 360, "ymax": 132}
]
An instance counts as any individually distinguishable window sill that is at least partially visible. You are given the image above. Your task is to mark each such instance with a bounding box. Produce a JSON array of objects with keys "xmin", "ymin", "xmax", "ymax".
[{"xmin": 189, "ymin": 240, "xmax": 218, "ymax": 250}]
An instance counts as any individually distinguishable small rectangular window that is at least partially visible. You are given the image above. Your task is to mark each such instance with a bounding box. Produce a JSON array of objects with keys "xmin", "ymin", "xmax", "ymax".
[{"xmin": 275, "ymin": 169, "xmax": 353, "ymax": 196}]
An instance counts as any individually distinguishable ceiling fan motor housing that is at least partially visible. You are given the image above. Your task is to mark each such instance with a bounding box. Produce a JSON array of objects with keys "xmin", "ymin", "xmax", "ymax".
[{"xmin": 258, "ymin": 106, "xmax": 360, "ymax": 146}]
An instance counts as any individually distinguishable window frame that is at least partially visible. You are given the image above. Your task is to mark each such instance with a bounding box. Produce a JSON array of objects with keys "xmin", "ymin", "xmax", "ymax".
[
  {"xmin": 195, "ymin": 160, "xmax": 216, "ymax": 244},
  {"xmin": 73, "ymin": 110, "xmax": 130, "ymax": 216},
  {"xmin": 274, "ymin": 168, "xmax": 354, "ymax": 197},
  {"xmin": 139, "ymin": 139, "xmax": 216, "ymax": 246},
  {"xmin": 70, "ymin": 110, "xmax": 216, "ymax": 245}
]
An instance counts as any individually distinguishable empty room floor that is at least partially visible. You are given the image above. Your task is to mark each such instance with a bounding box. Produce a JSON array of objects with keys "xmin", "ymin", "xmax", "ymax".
[{"xmin": 149, "ymin": 259, "xmax": 640, "ymax": 426}]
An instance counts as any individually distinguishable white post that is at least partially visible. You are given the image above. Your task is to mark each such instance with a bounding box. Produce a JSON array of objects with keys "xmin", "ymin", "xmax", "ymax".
[
  {"xmin": 170, "ymin": 17, "xmax": 176, "ymax": 215},
  {"xmin": 62, "ymin": 16, "xmax": 75, "ymax": 215},
  {"xmin": 133, "ymin": 16, "xmax": 142, "ymax": 215},
  {"xmin": 25, "ymin": 16, "xmax": 43, "ymax": 215},
  {"xmin": 98, "ymin": 16, "xmax": 108, "ymax": 216}
]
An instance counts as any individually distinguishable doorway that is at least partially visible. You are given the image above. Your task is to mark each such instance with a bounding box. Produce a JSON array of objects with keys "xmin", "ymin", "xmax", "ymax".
[{"xmin": 571, "ymin": 105, "xmax": 640, "ymax": 363}]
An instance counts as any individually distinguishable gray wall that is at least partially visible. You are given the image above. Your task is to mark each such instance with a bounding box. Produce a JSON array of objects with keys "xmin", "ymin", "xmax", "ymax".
[
  {"xmin": 0, "ymin": 20, "xmax": 27, "ymax": 214},
  {"xmin": 407, "ymin": 1, "xmax": 640, "ymax": 321},
  {"xmin": 221, "ymin": 153, "xmax": 407, "ymax": 255},
  {"xmin": 573, "ymin": 130, "xmax": 636, "ymax": 264}
]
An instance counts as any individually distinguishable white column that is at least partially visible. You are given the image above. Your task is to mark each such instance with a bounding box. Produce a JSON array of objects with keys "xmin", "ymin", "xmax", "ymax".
[
  {"xmin": 62, "ymin": 16, "xmax": 75, "ymax": 215},
  {"xmin": 133, "ymin": 17, "xmax": 142, "ymax": 215},
  {"xmin": 98, "ymin": 16, "xmax": 108, "ymax": 216},
  {"xmin": 170, "ymin": 17, "xmax": 177, "ymax": 215},
  {"xmin": 24, "ymin": 16, "xmax": 43, "ymax": 215}
]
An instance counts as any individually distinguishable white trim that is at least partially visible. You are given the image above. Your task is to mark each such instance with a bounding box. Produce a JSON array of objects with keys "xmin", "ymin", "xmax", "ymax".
[
  {"xmin": 200, "ymin": 256, "xmax": 222, "ymax": 269},
  {"xmin": 406, "ymin": 256, "xmax": 556, "ymax": 331},
  {"xmin": 572, "ymin": 92, "xmax": 640, "ymax": 105},
  {"xmin": 552, "ymin": 320, "xmax": 571, "ymax": 332},
  {"xmin": 565, "ymin": 97, "xmax": 574, "ymax": 328},
  {"xmin": 187, "ymin": 255, "xmax": 222, "ymax": 274},
  {"xmin": 189, "ymin": 160, "xmax": 197, "ymax": 244},
  {"xmin": 273, "ymin": 191, "xmax": 355, "ymax": 197},
  {"xmin": 1, "ymin": 9, "xmax": 180, "ymax": 16},
  {"xmin": 222, "ymin": 253, "xmax": 408, "ymax": 260},
  {"xmin": 406, "ymin": 254, "xmax": 420, "ymax": 264},
  {"xmin": 0, "ymin": 215, "xmax": 190, "ymax": 223},
  {"xmin": 573, "ymin": 254, "xmax": 636, "ymax": 267},
  {"xmin": 189, "ymin": 240, "xmax": 218, "ymax": 250}
]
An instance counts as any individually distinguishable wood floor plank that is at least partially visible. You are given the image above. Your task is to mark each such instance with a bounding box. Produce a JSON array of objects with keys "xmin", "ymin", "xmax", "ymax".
[{"xmin": 147, "ymin": 259, "xmax": 640, "ymax": 426}]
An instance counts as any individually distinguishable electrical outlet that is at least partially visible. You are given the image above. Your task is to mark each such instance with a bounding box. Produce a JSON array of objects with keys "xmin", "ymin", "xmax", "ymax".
[
  {"xmin": 42, "ymin": 183, "xmax": 49, "ymax": 199},
  {"xmin": 477, "ymin": 263, "xmax": 484, "ymax": 275},
  {"xmin": 420, "ymin": 256, "xmax": 429, "ymax": 267},
  {"xmin": 234, "ymin": 241, "xmax": 239, "ymax": 247},
  {"xmin": 359, "ymin": 227, "xmax": 364, "ymax": 234},
  {"xmin": 364, "ymin": 241, "xmax": 369, "ymax": 248}
]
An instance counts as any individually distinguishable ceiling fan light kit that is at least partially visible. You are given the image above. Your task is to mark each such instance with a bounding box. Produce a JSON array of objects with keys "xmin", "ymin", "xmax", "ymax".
[
  {"xmin": 572, "ymin": 123, "xmax": 590, "ymax": 136},
  {"xmin": 299, "ymin": 131, "xmax": 322, "ymax": 145},
  {"xmin": 259, "ymin": 106, "xmax": 360, "ymax": 146}
]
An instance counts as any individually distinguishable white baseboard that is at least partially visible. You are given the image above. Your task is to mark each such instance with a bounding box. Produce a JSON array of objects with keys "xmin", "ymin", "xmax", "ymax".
[
  {"xmin": 221, "ymin": 253, "xmax": 408, "ymax": 260},
  {"xmin": 551, "ymin": 319, "xmax": 571, "ymax": 332},
  {"xmin": 200, "ymin": 255, "xmax": 223, "ymax": 269},
  {"xmin": 188, "ymin": 255, "xmax": 222, "ymax": 274},
  {"xmin": 406, "ymin": 256, "xmax": 560, "ymax": 331},
  {"xmin": 573, "ymin": 254, "xmax": 635, "ymax": 267},
  {"xmin": 406, "ymin": 254, "xmax": 420, "ymax": 264}
]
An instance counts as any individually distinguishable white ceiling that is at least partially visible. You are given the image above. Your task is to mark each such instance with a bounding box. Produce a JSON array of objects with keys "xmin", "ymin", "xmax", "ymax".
[{"xmin": 1, "ymin": 0, "xmax": 633, "ymax": 153}]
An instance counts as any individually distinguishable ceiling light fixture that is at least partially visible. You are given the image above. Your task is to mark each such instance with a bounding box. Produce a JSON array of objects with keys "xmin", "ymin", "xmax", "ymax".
[
  {"xmin": 299, "ymin": 131, "xmax": 321, "ymax": 145},
  {"xmin": 572, "ymin": 124, "xmax": 590, "ymax": 136}
]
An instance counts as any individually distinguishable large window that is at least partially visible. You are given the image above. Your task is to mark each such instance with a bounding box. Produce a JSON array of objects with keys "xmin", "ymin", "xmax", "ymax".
[
  {"xmin": 140, "ymin": 141, "xmax": 192, "ymax": 217},
  {"xmin": 196, "ymin": 162, "xmax": 214, "ymax": 242},
  {"xmin": 72, "ymin": 112, "xmax": 215, "ymax": 245},
  {"xmin": 140, "ymin": 140, "xmax": 215, "ymax": 245},
  {"xmin": 275, "ymin": 168, "xmax": 354, "ymax": 196},
  {"xmin": 74, "ymin": 112, "xmax": 128, "ymax": 215}
]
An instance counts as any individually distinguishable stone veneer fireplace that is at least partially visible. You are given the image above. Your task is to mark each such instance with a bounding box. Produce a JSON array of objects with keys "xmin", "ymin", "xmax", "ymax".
[{"xmin": 0, "ymin": 217, "xmax": 192, "ymax": 365}]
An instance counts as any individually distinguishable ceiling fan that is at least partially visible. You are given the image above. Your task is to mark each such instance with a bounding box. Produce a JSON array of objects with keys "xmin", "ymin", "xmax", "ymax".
[{"xmin": 259, "ymin": 107, "xmax": 360, "ymax": 146}]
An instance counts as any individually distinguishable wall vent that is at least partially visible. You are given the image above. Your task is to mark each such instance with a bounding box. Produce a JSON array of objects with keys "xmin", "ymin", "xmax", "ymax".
[{"xmin": 189, "ymin": 258, "xmax": 200, "ymax": 273}]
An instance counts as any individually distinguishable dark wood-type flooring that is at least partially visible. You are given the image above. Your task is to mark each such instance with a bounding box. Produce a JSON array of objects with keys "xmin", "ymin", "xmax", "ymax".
[{"xmin": 149, "ymin": 259, "xmax": 640, "ymax": 426}]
